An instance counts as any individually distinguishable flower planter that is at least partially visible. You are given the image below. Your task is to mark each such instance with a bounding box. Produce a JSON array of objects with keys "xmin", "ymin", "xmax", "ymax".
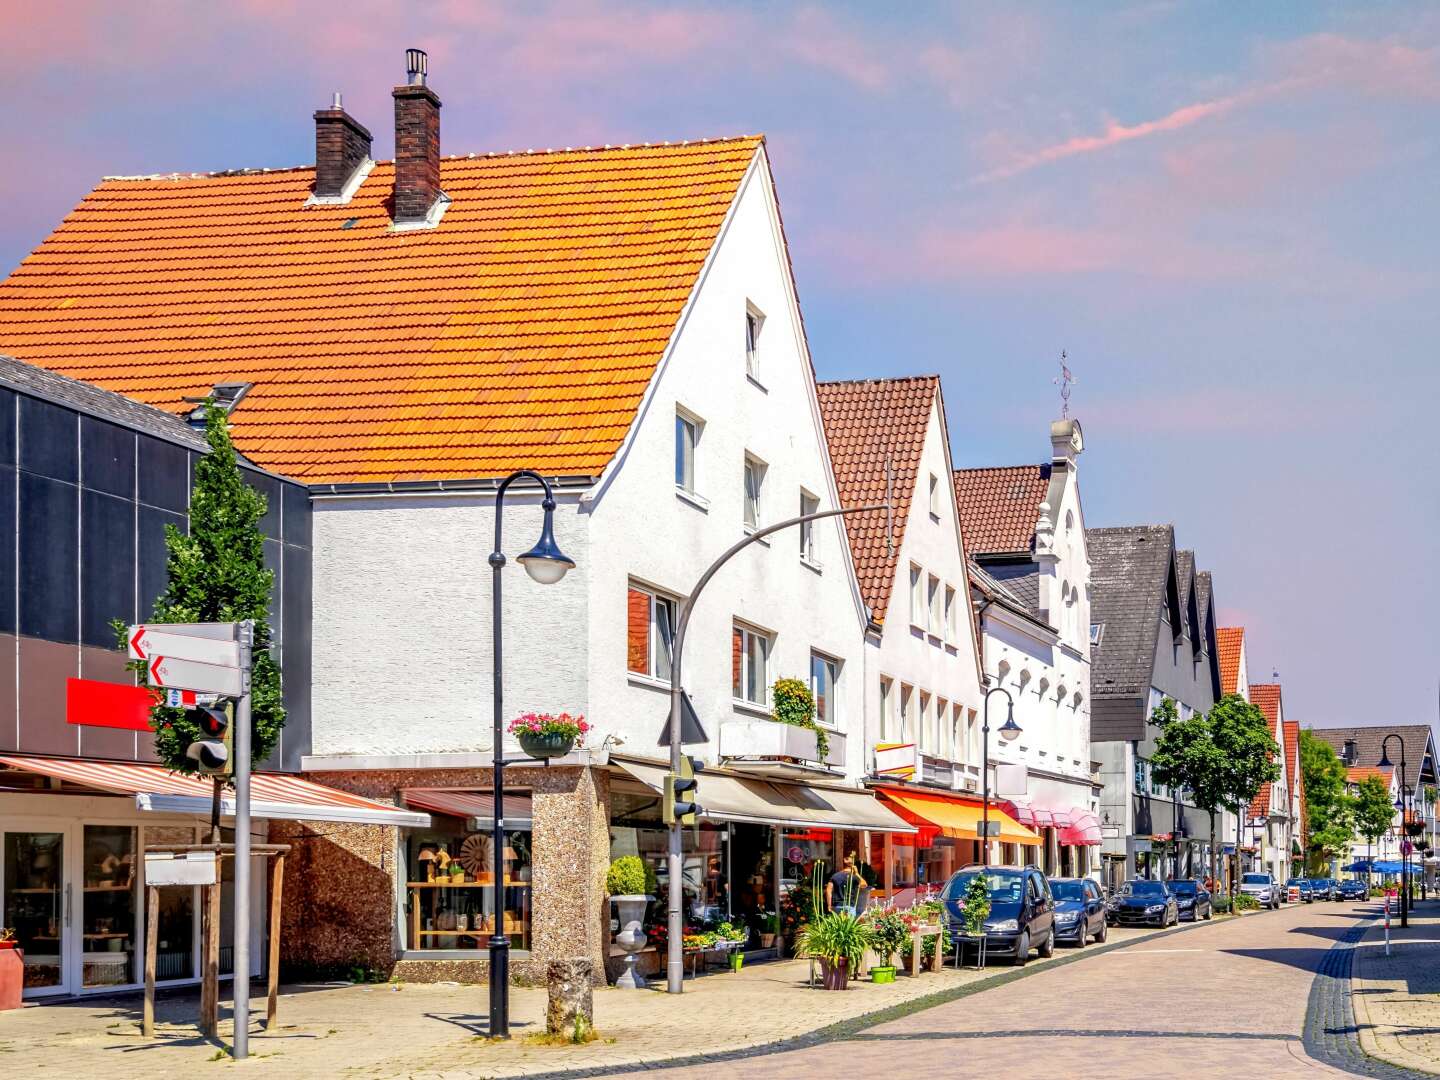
[
  {"xmin": 611, "ymin": 895, "xmax": 652, "ymax": 989},
  {"xmin": 818, "ymin": 956, "xmax": 849, "ymax": 991},
  {"xmin": 729, "ymin": 951, "xmax": 744, "ymax": 973},
  {"xmin": 758, "ymin": 933, "xmax": 777, "ymax": 949},
  {"xmin": 518, "ymin": 731, "xmax": 575, "ymax": 760},
  {"xmin": 870, "ymin": 965, "xmax": 896, "ymax": 984},
  {"xmin": 0, "ymin": 946, "xmax": 21, "ymax": 1011}
]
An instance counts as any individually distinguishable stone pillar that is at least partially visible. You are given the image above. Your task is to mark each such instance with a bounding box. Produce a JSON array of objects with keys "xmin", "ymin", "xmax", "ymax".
[{"xmin": 546, "ymin": 958, "xmax": 594, "ymax": 1035}]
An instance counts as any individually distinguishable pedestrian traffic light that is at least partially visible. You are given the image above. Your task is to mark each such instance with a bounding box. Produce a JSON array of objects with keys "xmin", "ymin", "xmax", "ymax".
[
  {"xmin": 663, "ymin": 755, "xmax": 702, "ymax": 826},
  {"xmin": 186, "ymin": 704, "xmax": 232, "ymax": 776}
]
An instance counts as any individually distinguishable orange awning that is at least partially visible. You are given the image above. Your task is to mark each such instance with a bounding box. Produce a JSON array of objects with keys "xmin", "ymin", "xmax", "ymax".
[
  {"xmin": 877, "ymin": 787, "xmax": 1041, "ymax": 846},
  {"xmin": 0, "ymin": 754, "xmax": 428, "ymax": 827}
]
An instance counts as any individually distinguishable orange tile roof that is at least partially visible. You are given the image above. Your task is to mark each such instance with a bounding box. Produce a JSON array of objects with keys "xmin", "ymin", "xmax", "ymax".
[
  {"xmin": 1248, "ymin": 683, "xmax": 1283, "ymax": 818},
  {"xmin": 1216, "ymin": 626, "xmax": 1244, "ymax": 696},
  {"xmin": 1346, "ymin": 765, "xmax": 1393, "ymax": 785},
  {"xmin": 816, "ymin": 376, "xmax": 938, "ymax": 626},
  {"xmin": 0, "ymin": 137, "xmax": 764, "ymax": 483},
  {"xmin": 952, "ymin": 465, "xmax": 1051, "ymax": 555},
  {"xmin": 1283, "ymin": 720, "xmax": 1301, "ymax": 830}
]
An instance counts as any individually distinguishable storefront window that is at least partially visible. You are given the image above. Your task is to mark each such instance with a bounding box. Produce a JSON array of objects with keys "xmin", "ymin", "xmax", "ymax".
[
  {"xmin": 81, "ymin": 825, "xmax": 136, "ymax": 988},
  {"xmin": 404, "ymin": 801, "xmax": 532, "ymax": 953},
  {"xmin": 3, "ymin": 832, "xmax": 63, "ymax": 991},
  {"xmin": 143, "ymin": 825, "xmax": 197, "ymax": 981},
  {"xmin": 609, "ymin": 790, "xmax": 726, "ymax": 928}
]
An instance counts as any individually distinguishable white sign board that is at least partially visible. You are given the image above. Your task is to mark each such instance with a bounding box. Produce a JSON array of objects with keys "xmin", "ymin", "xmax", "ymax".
[
  {"xmin": 994, "ymin": 762, "xmax": 1029, "ymax": 797},
  {"xmin": 144, "ymin": 850, "xmax": 218, "ymax": 887},
  {"xmin": 130, "ymin": 626, "xmax": 242, "ymax": 668},
  {"xmin": 147, "ymin": 655, "xmax": 246, "ymax": 697}
]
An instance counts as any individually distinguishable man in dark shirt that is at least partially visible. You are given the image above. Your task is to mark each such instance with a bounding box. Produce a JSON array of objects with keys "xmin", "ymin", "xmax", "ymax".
[{"xmin": 826, "ymin": 854, "xmax": 863, "ymax": 915}]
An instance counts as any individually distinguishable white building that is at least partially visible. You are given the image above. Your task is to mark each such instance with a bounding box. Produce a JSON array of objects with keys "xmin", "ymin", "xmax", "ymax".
[{"xmin": 956, "ymin": 419, "xmax": 1099, "ymax": 878}]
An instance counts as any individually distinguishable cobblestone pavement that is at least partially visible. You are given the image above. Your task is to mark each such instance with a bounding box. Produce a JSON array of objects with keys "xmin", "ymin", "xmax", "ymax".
[
  {"xmin": 1339, "ymin": 897, "xmax": 1440, "ymax": 1077},
  {"xmin": 0, "ymin": 918, "xmax": 1223, "ymax": 1078}
]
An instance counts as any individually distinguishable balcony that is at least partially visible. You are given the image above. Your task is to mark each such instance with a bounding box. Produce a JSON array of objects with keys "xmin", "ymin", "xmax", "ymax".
[
  {"xmin": 873, "ymin": 743, "xmax": 965, "ymax": 791},
  {"xmin": 718, "ymin": 719, "xmax": 846, "ymax": 777}
]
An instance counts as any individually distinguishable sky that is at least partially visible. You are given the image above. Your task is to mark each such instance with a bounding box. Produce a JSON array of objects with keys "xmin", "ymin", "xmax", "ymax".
[{"xmin": 1, "ymin": 1, "xmax": 1437, "ymax": 733}]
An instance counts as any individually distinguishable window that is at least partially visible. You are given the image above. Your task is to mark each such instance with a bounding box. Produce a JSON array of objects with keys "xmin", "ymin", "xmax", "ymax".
[
  {"xmin": 799, "ymin": 490, "xmax": 820, "ymax": 562},
  {"xmin": 732, "ymin": 623, "xmax": 770, "ymax": 705},
  {"xmin": 811, "ymin": 652, "xmax": 840, "ymax": 728},
  {"xmin": 626, "ymin": 584, "xmax": 676, "ymax": 680},
  {"xmin": 918, "ymin": 691, "xmax": 931, "ymax": 751},
  {"xmin": 935, "ymin": 697, "xmax": 949, "ymax": 757},
  {"xmin": 743, "ymin": 455, "xmax": 766, "ymax": 530},
  {"xmin": 879, "ymin": 677, "xmax": 893, "ymax": 741},
  {"xmin": 927, "ymin": 574, "xmax": 941, "ymax": 636},
  {"xmin": 1089, "ymin": 622, "xmax": 1105, "ymax": 647},
  {"xmin": 928, "ymin": 473, "xmax": 940, "ymax": 518},
  {"xmin": 1134, "ymin": 757, "xmax": 1148, "ymax": 794},
  {"xmin": 966, "ymin": 708, "xmax": 978, "ymax": 762},
  {"xmin": 744, "ymin": 304, "xmax": 764, "ymax": 380},
  {"xmin": 909, "ymin": 564, "xmax": 924, "ymax": 626},
  {"xmin": 944, "ymin": 585, "xmax": 957, "ymax": 641},
  {"xmin": 675, "ymin": 411, "xmax": 699, "ymax": 492},
  {"xmin": 899, "ymin": 683, "xmax": 915, "ymax": 741}
]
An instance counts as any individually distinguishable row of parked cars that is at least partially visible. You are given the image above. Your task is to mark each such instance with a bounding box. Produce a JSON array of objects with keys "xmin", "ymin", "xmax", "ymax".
[{"xmin": 939, "ymin": 864, "xmax": 1369, "ymax": 966}]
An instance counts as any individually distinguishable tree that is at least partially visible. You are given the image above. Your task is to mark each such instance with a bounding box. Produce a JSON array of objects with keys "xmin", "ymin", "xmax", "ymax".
[
  {"xmin": 114, "ymin": 402, "xmax": 284, "ymax": 825},
  {"xmin": 1208, "ymin": 694, "xmax": 1281, "ymax": 896},
  {"xmin": 1353, "ymin": 774, "xmax": 1397, "ymax": 882},
  {"xmin": 1151, "ymin": 697, "xmax": 1243, "ymax": 892},
  {"xmin": 1299, "ymin": 729, "xmax": 1354, "ymax": 874}
]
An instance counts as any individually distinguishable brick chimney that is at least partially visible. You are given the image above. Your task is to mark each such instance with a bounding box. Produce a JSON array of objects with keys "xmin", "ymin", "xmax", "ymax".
[
  {"xmin": 392, "ymin": 48, "xmax": 444, "ymax": 225},
  {"xmin": 312, "ymin": 92, "xmax": 372, "ymax": 202}
]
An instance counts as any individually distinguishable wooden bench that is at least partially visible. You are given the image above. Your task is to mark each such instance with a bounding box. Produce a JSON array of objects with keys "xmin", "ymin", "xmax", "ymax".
[{"xmin": 908, "ymin": 924, "xmax": 944, "ymax": 976}]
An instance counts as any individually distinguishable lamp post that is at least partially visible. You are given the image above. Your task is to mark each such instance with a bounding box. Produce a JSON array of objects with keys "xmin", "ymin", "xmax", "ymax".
[
  {"xmin": 663, "ymin": 501, "xmax": 887, "ymax": 994},
  {"xmin": 488, "ymin": 469, "xmax": 575, "ymax": 1037},
  {"xmin": 980, "ymin": 685, "xmax": 1021, "ymax": 869},
  {"xmin": 1378, "ymin": 734, "xmax": 1410, "ymax": 928}
]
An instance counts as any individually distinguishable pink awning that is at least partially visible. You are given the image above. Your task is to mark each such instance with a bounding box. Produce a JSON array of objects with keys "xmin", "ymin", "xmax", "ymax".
[{"xmin": 1060, "ymin": 810, "xmax": 1102, "ymax": 847}]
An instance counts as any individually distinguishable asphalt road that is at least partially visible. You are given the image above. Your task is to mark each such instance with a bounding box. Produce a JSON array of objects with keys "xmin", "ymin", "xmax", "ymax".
[{"xmin": 655, "ymin": 899, "xmax": 1374, "ymax": 1079}]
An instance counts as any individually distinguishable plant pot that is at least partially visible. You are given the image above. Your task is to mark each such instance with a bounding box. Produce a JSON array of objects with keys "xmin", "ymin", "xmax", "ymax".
[
  {"xmin": 871, "ymin": 965, "xmax": 896, "ymax": 984},
  {"xmin": 818, "ymin": 956, "xmax": 849, "ymax": 991},
  {"xmin": 611, "ymin": 895, "xmax": 652, "ymax": 989},
  {"xmin": 518, "ymin": 731, "xmax": 575, "ymax": 760},
  {"xmin": 0, "ymin": 941, "xmax": 16, "ymax": 951},
  {"xmin": 759, "ymin": 933, "xmax": 776, "ymax": 949},
  {"xmin": 729, "ymin": 951, "xmax": 744, "ymax": 972}
]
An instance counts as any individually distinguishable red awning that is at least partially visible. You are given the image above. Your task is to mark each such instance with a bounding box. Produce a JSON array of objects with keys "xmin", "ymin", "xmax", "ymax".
[
  {"xmin": 1059, "ymin": 811, "xmax": 1102, "ymax": 847},
  {"xmin": 403, "ymin": 789, "xmax": 532, "ymax": 827},
  {"xmin": 0, "ymin": 754, "xmax": 428, "ymax": 827}
]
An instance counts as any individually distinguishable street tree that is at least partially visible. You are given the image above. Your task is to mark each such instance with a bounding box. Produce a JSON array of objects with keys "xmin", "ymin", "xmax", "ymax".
[
  {"xmin": 114, "ymin": 400, "xmax": 284, "ymax": 833},
  {"xmin": 1299, "ymin": 729, "xmax": 1354, "ymax": 874},
  {"xmin": 1353, "ymin": 774, "xmax": 1397, "ymax": 882},
  {"xmin": 1208, "ymin": 694, "xmax": 1280, "ymax": 897},
  {"xmin": 1149, "ymin": 699, "xmax": 1230, "ymax": 889}
]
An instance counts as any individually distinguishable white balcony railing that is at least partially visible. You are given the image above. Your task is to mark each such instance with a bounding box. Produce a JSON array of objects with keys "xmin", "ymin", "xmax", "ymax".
[
  {"xmin": 873, "ymin": 742, "xmax": 964, "ymax": 790},
  {"xmin": 718, "ymin": 719, "xmax": 845, "ymax": 773}
]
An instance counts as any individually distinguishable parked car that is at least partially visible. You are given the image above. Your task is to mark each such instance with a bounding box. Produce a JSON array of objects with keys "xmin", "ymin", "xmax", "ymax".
[
  {"xmin": 1169, "ymin": 879, "xmax": 1213, "ymax": 921},
  {"xmin": 1337, "ymin": 879, "xmax": 1369, "ymax": 900},
  {"xmin": 1285, "ymin": 877, "xmax": 1314, "ymax": 903},
  {"xmin": 1310, "ymin": 878, "xmax": 1338, "ymax": 901},
  {"xmin": 1238, "ymin": 872, "xmax": 1281, "ymax": 909},
  {"xmin": 1049, "ymin": 877, "xmax": 1108, "ymax": 947},
  {"xmin": 1107, "ymin": 879, "xmax": 1179, "ymax": 927},
  {"xmin": 941, "ymin": 865, "xmax": 1055, "ymax": 967}
]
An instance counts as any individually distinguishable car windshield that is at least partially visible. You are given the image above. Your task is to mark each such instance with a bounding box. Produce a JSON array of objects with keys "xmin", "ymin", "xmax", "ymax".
[
  {"xmin": 1242, "ymin": 873, "xmax": 1270, "ymax": 885},
  {"xmin": 1171, "ymin": 881, "xmax": 1198, "ymax": 895},
  {"xmin": 943, "ymin": 870, "xmax": 1025, "ymax": 906},
  {"xmin": 1051, "ymin": 881, "xmax": 1085, "ymax": 901},
  {"xmin": 1287, "ymin": 879, "xmax": 1304, "ymax": 886},
  {"xmin": 1121, "ymin": 881, "xmax": 1167, "ymax": 896}
]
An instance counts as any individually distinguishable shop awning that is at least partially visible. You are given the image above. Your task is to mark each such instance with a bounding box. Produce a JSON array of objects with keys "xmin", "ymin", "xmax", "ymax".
[
  {"xmin": 1059, "ymin": 811, "xmax": 1102, "ymax": 847},
  {"xmin": 403, "ymin": 789, "xmax": 532, "ymax": 829},
  {"xmin": 613, "ymin": 759, "xmax": 916, "ymax": 834},
  {"xmin": 878, "ymin": 787, "xmax": 1041, "ymax": 846},
  {"xmin": 0, "ymin": 754, "xmax": 430, "ymax": 827}
]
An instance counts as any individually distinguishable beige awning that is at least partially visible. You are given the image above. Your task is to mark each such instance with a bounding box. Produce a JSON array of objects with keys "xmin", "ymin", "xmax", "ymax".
[{"xmin": 613, "ymin": 758, "xmax": 914, "ymax": 834}]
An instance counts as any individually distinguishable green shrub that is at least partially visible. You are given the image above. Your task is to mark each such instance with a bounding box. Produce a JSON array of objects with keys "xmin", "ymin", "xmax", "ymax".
[
  {"xmin": 771, "ymin": 677, "xmax": 828, "ymax": 757},
  {"xmin": 867, "ymin": 911, "xmax": 910, "ymax": 967},
  {"xmin": 1232, "ymin": 893, "xmax": 1261, "ymax": 911},
  {"xmin": 960, "ymin": 875, "xmax": 991, "ymax": 936},
  {"xmin": 798, "ymin": 911, "xmax": 874, "ymax": 969},
  {"xmin": 606, "ymin": 855, "xmax": 656, "ymax": 897},
  {"xmin": 1212, "ymin": 894, "xmax": 1232, "ymax": 913}
]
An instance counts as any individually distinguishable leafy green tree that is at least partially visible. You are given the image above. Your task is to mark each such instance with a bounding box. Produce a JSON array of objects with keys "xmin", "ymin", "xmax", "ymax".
[
  {"xmin": 1299, "ymin": 729, "xmax": 1354, "ymax": 874},
  {"xmin": 1208, "ymin": 694, "xmax": 1280, "ymax": 897},
  {"xmin": 114, "ymin": 402, "xmax": 284, "ymax": 794},
  {"xmin": 1353, "ymin": 774, "xmax": 1397, "ymax": 880},
  {"xmin": 1150, "ymin": 696, "xmax": 1240, "ymax": 891}
]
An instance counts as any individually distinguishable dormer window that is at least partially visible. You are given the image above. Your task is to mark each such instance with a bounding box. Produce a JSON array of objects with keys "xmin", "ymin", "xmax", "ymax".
[
  {"xmin": 185, "ymin": 382, "xmax": 252, "ymax": 427},
  {"xmin": 744, "ymin": 303, "xmax": 765, "ymax": 382}
]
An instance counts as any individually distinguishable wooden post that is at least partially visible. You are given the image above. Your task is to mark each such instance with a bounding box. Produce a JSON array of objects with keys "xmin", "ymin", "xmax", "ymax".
[
  {"xmin": 143, "ymin": 887, "xmax": 159, "ymax": 1038},
  {"xmin": 202, "ymin": 881, "xmax": 221, "ymax": 1037},
  {"xmin": 266, "ymin": 855, "xmax": 284, "ymax": 1028}
]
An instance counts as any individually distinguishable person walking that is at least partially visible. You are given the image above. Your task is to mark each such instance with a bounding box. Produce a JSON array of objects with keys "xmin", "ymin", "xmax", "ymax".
[{"xmin": 826, "ymin": 853, "xmax": 863, "ymax": 916}]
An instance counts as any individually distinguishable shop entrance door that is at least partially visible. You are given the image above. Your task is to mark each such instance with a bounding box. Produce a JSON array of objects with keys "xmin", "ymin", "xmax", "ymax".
[{"xmin": 2, "ymin": 827, "xmax": 72, "ymax": 997}]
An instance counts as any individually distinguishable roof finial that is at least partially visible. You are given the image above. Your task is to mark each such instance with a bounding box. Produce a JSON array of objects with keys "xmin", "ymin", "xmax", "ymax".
[{"xmin": 1053, "ymin": 350, "xmax": 1075, "ymax": 418}]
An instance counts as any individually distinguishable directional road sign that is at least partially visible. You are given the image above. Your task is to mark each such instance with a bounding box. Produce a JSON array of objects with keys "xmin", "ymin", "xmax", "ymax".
[
  {"xmin": 129, "ymin": 625, "xmax": 243, "ymax": 668},
  {"xmin": 147, "ymin": 654, "xmax": 246, "ymax": 697}
]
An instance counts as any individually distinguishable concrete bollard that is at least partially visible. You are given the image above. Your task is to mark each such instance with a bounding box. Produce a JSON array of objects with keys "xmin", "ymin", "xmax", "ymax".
[{"xmin": 546, "ymin": 958, "xmax": 594, "ymax": 1035}]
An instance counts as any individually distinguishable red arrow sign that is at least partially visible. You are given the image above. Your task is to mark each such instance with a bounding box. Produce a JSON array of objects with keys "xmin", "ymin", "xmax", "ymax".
[{"xmin": 148, "ymin": 655, "xmax": 246, "ymax": 697}]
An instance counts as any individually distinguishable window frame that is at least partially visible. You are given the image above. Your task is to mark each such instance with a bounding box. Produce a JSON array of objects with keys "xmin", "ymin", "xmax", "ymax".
[
  {"xmin": 744, "ymin": 302, "xmax": 765, "ymax": 382},
  {"xmin": 899, "ymin": 682, "xmax": 915, "ymax": 742},
  {"xmin": 928, "ymin": 472, "xmax": 940, "ymax": 519},
  {"xmin": 944, "ymin": 584, "xmax": 957, "ymax": 642},
  {"xmin": 799, "ymin": 489, "xmax": 821, "ymax": 565},
  {"xmin": 879, "ymin": 676, "xmax": 894, "ymax": 742},
  {"xmin": 732, "ymin": 621, "xmax": 772, "ymax": 707},
  {"xmin": 674, "ymin": 408, "xmax": 701, "ymax": 496},
  {"xmin": 742, "ymin": 453, "xmax": 766, "ymax": 532},
  {"xmin": 927, "ymin": 573, "xmax": 942, "ymax": 637},
  {"xmin": 909, "ymin": 564, "xmax": 924, "ymax": 628},
  {"xmin": 810, "ymin": 650, "xmax": 841, "ymax": 730},
  {"xmin": 626, "ymin": 582, "xmax": 678, "ymax": 681}
]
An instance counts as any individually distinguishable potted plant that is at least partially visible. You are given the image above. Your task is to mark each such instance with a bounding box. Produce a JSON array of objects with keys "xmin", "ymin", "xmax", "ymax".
[
  {"xmin": 758, "ymin": 911, "xmax": 780, "ymax": 949},
  {"xmin": 509, "ymin": 711, "xmax": 588, "ymax": 760},
  {"xmin": 0, "ymin": 928, "xmax": 19, "ymax": 1013},
  {"xmin": 867, "ymin": 911, "xmax": 908, "ymax": 984},
  {"xmin": 770, "ymin": 678, "xmax": 829, "ymax": 759},
  {"xmin": 606, "ymin": 856, "xmax": 657, "ymax": 989},
  {"xmin": 0, "ymin": 928, "xmax": 15, "ymax": 951},
  {"xmin": 798, "ymin": 911, "xmax": 873, "ymax": 990},
  {"xmin": 1405, "ymin": 820, "xmax": 1425, "ymax": 837}
]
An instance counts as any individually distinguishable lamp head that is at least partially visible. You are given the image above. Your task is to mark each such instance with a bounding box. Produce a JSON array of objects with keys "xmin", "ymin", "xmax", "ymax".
[
  {"xmin": 999, "ymin": 703, "xmax": 1022, "ymax": 743},
  {"xmin": 1379, "ymin": 747, "xmax": 1393, "ymax": 769},
  {"xmin": 517, "ymin": 497, "xmax": 575, "ymax": 585}
]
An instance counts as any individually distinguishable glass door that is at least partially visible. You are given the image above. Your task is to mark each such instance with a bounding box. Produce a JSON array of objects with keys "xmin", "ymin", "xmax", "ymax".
[
  {"xmin": 80, "ymin": 825, "xmax": 138, "ymax": 989},
  {"xmin": 3, "ymin": 830, "xmax": 71, "ymax": 997}
]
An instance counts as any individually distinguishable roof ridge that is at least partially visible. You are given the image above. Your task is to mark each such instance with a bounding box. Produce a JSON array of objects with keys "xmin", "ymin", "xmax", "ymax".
[
  {"xmin": 101, "ymin": 134, "xmax": 766, "ymax": 182},
  {"xmin": 816, "ymin": 373, "xmax": 939, "ymax": 387}
]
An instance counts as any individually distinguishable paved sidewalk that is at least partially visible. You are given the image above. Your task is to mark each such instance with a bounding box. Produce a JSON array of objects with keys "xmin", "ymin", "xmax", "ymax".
[
  {"xmin": 0, "ymin": 918, "xmax": 1228, "ymax": 1078},
  {"xmin": 1351, "ymin": 897, "xmax": 1440, "ymax": 1076}
]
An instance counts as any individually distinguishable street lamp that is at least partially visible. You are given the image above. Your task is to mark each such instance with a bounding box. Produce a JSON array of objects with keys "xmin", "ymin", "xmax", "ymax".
[
  {"xmin": 980, "ymin": 685, "xmax": 1021, "ymax": 869},
  {"xmin": 1378, "ymin": 734, "xmax": 1410, "ymax": 928},
  {"xmin": 488, "ymin": 469, "xmax": 574, "ymax": 1037}
]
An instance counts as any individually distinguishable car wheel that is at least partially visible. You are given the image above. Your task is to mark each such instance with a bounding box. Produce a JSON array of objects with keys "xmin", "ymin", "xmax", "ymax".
[
  {"xmin": 1039, "ymin": 929, "xmax": 1055, "ymax": 959},
  {"xmin": 1014, "ymin": 932, "xmax": 1030, "ymax": 967},
  {"xmin": 1075, "ymin": 923, "xmax": 1087, "ymax": 949},
  {"xmin": 1096, "ymin": 920, "xmax": 1108, "ymax": 943},
  {"xmin": 1203, "ymin": 905, "xmax": 1212, "ymax": 921}
]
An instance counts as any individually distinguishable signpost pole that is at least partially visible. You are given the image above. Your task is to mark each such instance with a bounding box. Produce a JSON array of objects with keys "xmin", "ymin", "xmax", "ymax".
[{"xmin": 231, "ymin": 621, "xmax": 254, "ymax": 1061}]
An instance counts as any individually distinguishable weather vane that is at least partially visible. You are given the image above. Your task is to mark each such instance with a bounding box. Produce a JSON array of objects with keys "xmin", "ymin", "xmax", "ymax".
[{"xmin": 1053, "ymin": 351, "xmax": 1076, "ymax": 418}]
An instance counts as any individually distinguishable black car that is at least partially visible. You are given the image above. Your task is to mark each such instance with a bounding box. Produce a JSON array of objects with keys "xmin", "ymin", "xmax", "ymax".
[
  {"xmin": 1310, "ymin": 878, "xmax": 1338, "ymax": 901},
  {"xmin": 1337, "ymin": 879, "xmax": 1368, "ymax": 900},
  {"xmin": 941, "ymin": 864, "xmax": 1055, "ymax": 966},
  {"xmin": 1107, "ymin": 879, "xmax": 1179, "ymax": 927},
  {"xmin": 1049, "ymin": 877, "xmax": 1108, "ymax": 947},
  {"xmin": 1169, "ymin": 879, "xmax": 1213, "ymax": 921},
  {"xmin": 1285, "ymin": 877, "xmax": 1314, "ymax": 903}
]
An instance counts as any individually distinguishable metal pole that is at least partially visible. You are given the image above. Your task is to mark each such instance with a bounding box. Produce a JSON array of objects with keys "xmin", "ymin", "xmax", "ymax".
[
  {"xmin": 232, "ymin": 620, "xmax": 254, "ymax": 1060},
  {"xmin": 664, "ymin": 502, "xmax": 887, "ymax": 994},
  {"xmin": 981, "ymin": 697, "xmax": 991, "ymax": 869}
]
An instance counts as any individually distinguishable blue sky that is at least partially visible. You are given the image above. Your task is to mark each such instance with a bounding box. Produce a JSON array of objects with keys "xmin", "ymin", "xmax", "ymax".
[{"xmin": 2, "ymin": 1, "xmax": 1437, "ymax": 730}]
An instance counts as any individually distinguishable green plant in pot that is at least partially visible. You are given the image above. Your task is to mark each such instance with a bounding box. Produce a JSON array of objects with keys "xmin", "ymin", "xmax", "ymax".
[
  {"xmin": 758, "ymin": 911, "xmax": 780, "ymax": 948},
  {"xmin": 770, "ymin": 677, "xmax": 828, "ymax": 759},
  {"xmin": 798, "ymin": 912, "xmax": 873, "ymax": 991},
  {"xmin": 867, "ymin": 911, "xmax": 909, "ymax": 984},
  {"xmin": 509, "ymin": 711, "xmax": 588, "ymax": 760},
  {"xmin": 606, "ymin": 856, "xmax": 657, "ymax": 990},
  {"xmin": 959, "ymin": 874, "xmax": 990, "ymax": 936}
]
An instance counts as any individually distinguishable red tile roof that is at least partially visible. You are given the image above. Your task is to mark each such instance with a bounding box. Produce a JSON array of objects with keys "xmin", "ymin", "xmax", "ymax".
[
  {"xmin": 952, "ymin": 465, "xmax": 1051, "ymax": 556},
  {"xmin": 1283, "ymin": 719, "xmax": 1302, "ymax": 837},
  {"xmin": 1216, "ymin": 626, "xmax": 1244, "ymax": 696},
  {"xmin": 0, "ymin": 137, "xmax": 763, "ymax": 483},
  {"xmin": 816, "ymin": 376, "xmax": 938, "ymax": 626},
  {"xmin": 1247, "ymin": 684, "xmax": 1283, "ymax": 818},
  {"xmin": 1346, "ymin": 765, "xmax": 1393, "ymax": 785}
]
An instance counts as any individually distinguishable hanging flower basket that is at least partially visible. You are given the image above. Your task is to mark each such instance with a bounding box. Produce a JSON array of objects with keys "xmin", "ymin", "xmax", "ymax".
[{"xmin": 509, "ymin": 712, "xmax": 587, "ymax": 760}]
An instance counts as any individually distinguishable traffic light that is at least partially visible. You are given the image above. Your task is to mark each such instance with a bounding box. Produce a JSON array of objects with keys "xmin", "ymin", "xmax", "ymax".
[
  {"xmin": 186, "ymin": 704, "xmax": 232, "ymax": 776},
  {"xmin": 663, "ymin": 755, "xmax": 702, "ymax": 826}
]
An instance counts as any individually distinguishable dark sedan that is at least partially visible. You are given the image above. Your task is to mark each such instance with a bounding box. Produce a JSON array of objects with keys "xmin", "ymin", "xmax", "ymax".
[
  {"xmin": 1107, "ymin": 879, "xmax": 1179, "ymax": 927},
  {"xmin": 1170, "ymin": 879, "xmax": 1212, "ymax": 921},
  {"xmin": 1285, "ymin": 877, "xmax": 1314, "ymax": 903},
  {"xmin": 1310, "ymin": 878, "xmax": 1338, "ymax": 901},
  {"xmin": 941, "ymin": 865, "xmax": 1056, "ymax": 966},
  {"xmin": 1049, "ymin": 877, "xmax": 1108, "ymax": 947},
  {"xmin": 1337, "ymin": 879, "xmax": 1368, "ymax": 900}
]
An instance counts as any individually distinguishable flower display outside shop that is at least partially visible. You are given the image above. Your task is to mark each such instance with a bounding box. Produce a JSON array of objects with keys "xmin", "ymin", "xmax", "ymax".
[{"xmin": 507, "ymin": 712, "xmax": 589, "ymax": 741}]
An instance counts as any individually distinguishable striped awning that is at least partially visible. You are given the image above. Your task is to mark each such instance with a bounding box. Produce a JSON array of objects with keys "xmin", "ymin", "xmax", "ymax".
[
  {"xmin": 0, "ymin": 754, "xmax": 428, "ymax": 827},
  {"xmin": 403, "ymin": 789, "xmax": 532, "ymax": 829}
]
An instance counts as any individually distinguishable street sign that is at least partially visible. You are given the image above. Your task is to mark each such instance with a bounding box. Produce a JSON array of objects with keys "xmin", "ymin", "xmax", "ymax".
[
  {"xmin": 148, "ymin": 654, "xmax": 246, "ymax": 697},
  {"xmin": 656, "ymin": 690, "xmax": 710, "ymax": 746},
  {"xmin": 129, "ymin": 624, "xmax": 242, "ymax": 667},
  {"xmin": 144, "ymin": 850, "xmax": 218, "ymax": 887}
]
